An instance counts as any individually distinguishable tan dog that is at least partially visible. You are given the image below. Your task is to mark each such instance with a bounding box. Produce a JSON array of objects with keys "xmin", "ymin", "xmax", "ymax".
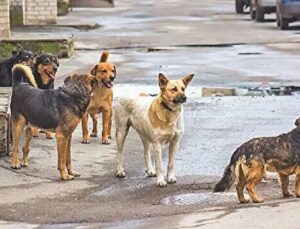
[
  {"xmin": 82, "ymin": 51, "xmax": 116, "ymax": 144},
  {"xmin": 115, "ymin": 73, "xmax": 194, "ymax": 187}
]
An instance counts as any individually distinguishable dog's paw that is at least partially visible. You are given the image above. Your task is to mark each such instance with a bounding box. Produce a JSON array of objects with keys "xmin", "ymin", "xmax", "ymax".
[
  {"xmin": 239, "ymin": 198, "xmax": 250, "ymax": 204},
  {"xmin": 32, "ymin": 132, "xmax": 39, "ymax": 137},
  {"xmin": 252, "ymin": 197, "xmax": 264, "ymax": 203},
  {"xmin": 102, "ymin": 138, "xmax": 111, "ymax": 145},
  {"xmin": 108, "ymin": 135, "xmax": 112, "ymax": 139},
  {"xmin": 167, "ymin": 175, "xmax": 177, "ymax": 184},
  {"xmin": 61, "ymin": 174, "xmax": 75, "ymax": 181},
  {"xmin": 20, "ymin": 159, "xmax": 29, "ymax": 167},
  {"xmin": 283, "ymin": 192, "xmax": 293, "ymax": 198},
  {"xmin": 90, "ymin": 132, "xmax": 97, "ymax": 137},
  {"xmin": 82, "ymin": 138, "xmax": 90, "ymax": 144},
  {"xmin": 157, "ymin": 179, "xmax": 167, "ymax": 187},
  {"xmin": 11, "ymin": 158, "xmax": 21, "ymax": 169},
  {"xmin": 146, "ymin": 169, "xmax": 156, "ymax": 177},
  {"xmin": 116, "ymin": 169, "xmax": 126, "ymax": 178},
  {"xmin": 68, "ymin": 169, "xmax": 81, "ymax": 177},
  {"xmin": 45, "ymin": 133, "xmax": 54, "ymax": 139}
]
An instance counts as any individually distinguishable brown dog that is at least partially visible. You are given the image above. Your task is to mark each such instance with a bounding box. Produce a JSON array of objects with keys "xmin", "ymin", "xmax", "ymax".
[
  {"xmin": 10, "ymin": 64, "xmax": 96, "ymax": 180},
  {"xmin": 82, "ymin": 51, "xmax": 116, "ymax": 144},
  {"xmin": 214, "ymin": 118, "xmax": 300, "ymax": 203}
]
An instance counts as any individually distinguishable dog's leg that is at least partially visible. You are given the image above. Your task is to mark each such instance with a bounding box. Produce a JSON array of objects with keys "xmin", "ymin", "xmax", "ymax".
[
  {"xmin": 245, "ymin": 160, "xmax": 265, "ymax": 203},
  {"xmin": 278, "ymin": 173, "xmax": 292, "ymax": 197},
  {"xmin": 102, "ymin": 110, "xmax": 111, "ymax": 144},
  {"xmin": 141, "ymin": 138, "xmax": 156, "ymax": 177},
  {"xmin": 31, "ymin": 127, "xmax": 39, "ymax": 137},
  {"xmin": 153, "ymin": 143, "xmax": 167, "ymax": 187},
  {"xmin": 11, "ymin": 116, "xmax": 26, "ymax": 169},
  {"xmin": 82, "ymin": 112, "xmax": 90, "ymax": 144},
  {"xmin": 108, "ymin": 107, "xmax": 112, "ymax": 139},
  {"xmin": 167, "ymin": 133, "xmax": 181, "ymax": 184},
  {"xmin": 45, "ymin": 131, "xmax": 54, "ymax": 139},
  {"xmin": 56, "ymin": 133, "xmax": 74, "ymax": 180},
  {"xmin": 236, "ymin": 164, "xmax": 250, "ymax": 203},
  {"xmin": 295, "ymin": 167, "xmax": 300, "ymax": 197},
  {"xmin": 66, "ymin": 135, "xmax": 80, "ymax": 177},
  {"xmin": 20, "ymin": 127, "xmax": 33, "ymax": 167},
  {"xmin": 116, "ymin": 124, "xmax": 130, "ymax": 178},
  {"xmin": 90, "ymin": 113, "xmax": 98, "ymax": 137}
]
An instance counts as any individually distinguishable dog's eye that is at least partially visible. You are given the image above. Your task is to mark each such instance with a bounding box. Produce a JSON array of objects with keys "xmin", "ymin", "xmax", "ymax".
[
  {"xmin": 171, "ymin": 87, "xmax": 178, "ymax": 92},
  {"xmin": 42, "ymin": 59, "xmax": 50, "ymax": 65},
  {"xmin": 182, "ymin": 87, "xmax": 185, "ymax": 91}
]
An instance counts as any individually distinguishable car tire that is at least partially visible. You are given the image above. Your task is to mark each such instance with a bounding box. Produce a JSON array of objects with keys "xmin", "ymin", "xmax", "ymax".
[
  {"xmin": 235, "ymin": 0, "xmax": 244, "ymax": 14},
  {"xmin": 255, "ymin": 5, "xmax": 265, "ymax": 22},
  {"xmin": 250, "ymin": 3, "xmax": 256, "ymax": 19}
]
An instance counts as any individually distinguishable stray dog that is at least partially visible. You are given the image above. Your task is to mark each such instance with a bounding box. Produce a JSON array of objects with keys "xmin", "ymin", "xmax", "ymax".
[
  {"xmin": 0, "ymin": 50, "xmax": 34, "ymax": 87},
  {"xmin": 31, "ymin": 53, "xmax": 59, "ymax": 139},
  {"xmin": 82, "ymin": 51, "xmax": 116, "ymax": 144},
  {"xmin": 214, "ymin": 119, "xmax": 300, "ymax": 203},
  {"xmin": 10, "ymin": 64, "xmax": 96, "ymax": 180},
  {"xmin": 115, "ymin": 73, "xmax": 193, "ymax": 186}
]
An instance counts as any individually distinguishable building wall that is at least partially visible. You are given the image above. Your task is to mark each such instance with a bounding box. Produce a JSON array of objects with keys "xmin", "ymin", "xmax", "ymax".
[
  {"xmin": 23, "ymin": 0, "xmax": 57, "ymax": 25},
  {"xmin": 0, "ymin": 0, "xmax": 10, "ymax": 38}
]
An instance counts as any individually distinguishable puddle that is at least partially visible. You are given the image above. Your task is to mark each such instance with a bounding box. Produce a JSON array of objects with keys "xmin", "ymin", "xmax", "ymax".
[
  {"xmin": 160, "ymin": 192, "xmax": 239, "ymax": 205},
  {"xmin": 238, "ymin": 52, "xmax": 262, "ymax": 55}
]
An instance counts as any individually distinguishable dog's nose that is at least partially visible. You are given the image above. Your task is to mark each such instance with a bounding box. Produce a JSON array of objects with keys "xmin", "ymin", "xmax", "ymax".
[
  {"xmin": 53, "ymin": 66, "xmax": 58, "ymax": 72},
  {"xmin": 110, "ymin": 76, "xmax": 115, "ymax": 82},
  {"xmin": 181, "ymin": 95, "xmax": 187, "ymax": 102}
]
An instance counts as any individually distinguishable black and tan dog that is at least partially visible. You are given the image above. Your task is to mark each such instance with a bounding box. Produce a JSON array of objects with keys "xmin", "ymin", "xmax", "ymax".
[
  {"xmin": 82, "ymin": 51, "xmax": 116, "ymax": 144},
  {"xmin": 10, "ymin": 64, "xmax": 96, "ymax": 180},
  {"xmin": 214, "ymin": 119, "xmax": 300, "ymax": 203},
  {"xmin": 0, "ymin": 50, "xmax": 34, "ymax": 87},
  {"xmin": 30, "ymin": 53, "xmax": 59, "ymax": 139}
]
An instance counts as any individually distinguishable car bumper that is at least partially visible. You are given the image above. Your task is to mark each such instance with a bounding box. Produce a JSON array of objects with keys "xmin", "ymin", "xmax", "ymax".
[{"xmin": 279, "ymin": 3, "xmax": 300, "ymax": 18}]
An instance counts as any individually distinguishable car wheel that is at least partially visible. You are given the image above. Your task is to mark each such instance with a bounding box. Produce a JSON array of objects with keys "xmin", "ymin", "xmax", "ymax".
[
  {"xmin": 250, "ymin": 3, "xmax": 256, "ymax": 19},
  {"xmin": 235, "ymin": 0, "xmax": 244, "ymax": 14},
  {"xmin": 279, "ymin": 15, "xmax": 289, "ymax": 30},
  {"xmin": 255, "ymin": 1, "xmax": 264, "ymax": 22}
]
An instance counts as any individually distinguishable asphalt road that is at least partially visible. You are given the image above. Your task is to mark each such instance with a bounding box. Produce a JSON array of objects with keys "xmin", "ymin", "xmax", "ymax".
[{"xmin": 1, "ymin": 0, "xmax": 300, "ymax": 228}]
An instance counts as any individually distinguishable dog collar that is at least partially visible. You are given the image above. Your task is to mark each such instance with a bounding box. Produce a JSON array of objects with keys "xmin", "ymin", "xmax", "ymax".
[{"xmin": 161, "ymin": 101, "xmax": 175, "ymax": 112}]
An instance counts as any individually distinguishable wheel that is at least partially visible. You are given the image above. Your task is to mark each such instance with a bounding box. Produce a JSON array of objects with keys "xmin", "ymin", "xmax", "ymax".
[
  {"xmin": 277, "ymin": 5, "xmax": 289, "ymax": 30},
  {"xmin": 250, "ymin": 3, "xmax": 256, "ymax": 19},
  {"xmin": 255, "ymin": 5, "xmax": 265, "ymax": 22},
  {"xmin": 235, "ymin": 0, "xmax": 244, "ymax": 14}
]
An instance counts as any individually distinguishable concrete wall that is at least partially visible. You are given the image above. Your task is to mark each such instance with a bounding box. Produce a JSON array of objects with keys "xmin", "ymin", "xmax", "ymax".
[
  {"xmin": 0, "ymin": 0, "xmax": 10, "ymax": 38},
  {"xmin": 10, "ymin": 0, "xmax": 23, "ymax": 7},
  {"xmin": 23, "ymin": 0, "xmax": 57, "ymax": 25}
]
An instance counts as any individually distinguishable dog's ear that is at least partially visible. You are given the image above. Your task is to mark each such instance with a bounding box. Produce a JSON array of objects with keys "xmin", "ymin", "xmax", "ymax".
[
  {"xmin": 91, "ymin": 65, "xmax": 98, "ymax": 76},
  {"xmin": 113, "ymin": 64, "xmax": 117, "ymax": 77},
  {"xmin": 64, "ymin": 75, "xmax": 71, "ymax": 84},
  {"xmin": 295, "ymin": 118, "xmax": 300, "ymax": 127},
  {"xmin": 158, "ymin": 73, "xmax": 169, "ymax": 89},
  {"xmin": 181, "ymin": 74, "xmax": 194, "ymax": 87},
  {"xmin": 12, "ymin": 51, "xmax": 19, "ymax": 57},
  {"xmin": 100, "ymin": 51, "xmax": 109, "ymax": 63}
]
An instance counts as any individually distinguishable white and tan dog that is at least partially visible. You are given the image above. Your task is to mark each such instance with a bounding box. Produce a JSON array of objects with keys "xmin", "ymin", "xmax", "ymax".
[{"xmin": 115, "ymin": 73, "xmax": 194, "ymax": 187}]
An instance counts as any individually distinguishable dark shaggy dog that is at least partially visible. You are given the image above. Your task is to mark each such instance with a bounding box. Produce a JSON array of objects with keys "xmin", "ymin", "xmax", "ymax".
[
  {"xmin": 30, "ymin": 53, "xmax": 60, "ymax": 138},
  {"xmin": 214, "ymin": 119, "xmax": 300, "ymax": 203},
  {"xmin": 0, "ymin": 50, "xmax": 34, "ymax": 87},
  {"xmin": 10, "ymin": 64, "xmax": 96, "ymax": 180}
]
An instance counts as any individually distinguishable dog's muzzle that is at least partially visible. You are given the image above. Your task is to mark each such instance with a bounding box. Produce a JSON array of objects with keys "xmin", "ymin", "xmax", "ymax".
[{"xmin": 174, "ymin": 95, "xmax": 187, "ymax": 104}]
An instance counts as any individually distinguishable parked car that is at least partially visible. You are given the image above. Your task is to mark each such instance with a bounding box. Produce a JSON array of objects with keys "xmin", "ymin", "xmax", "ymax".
[
  {"xmin": 276, "ymin": 0, "xmax": 300, "ymax": 30},
  {"xmin": 235, "ymin": 0, "xmax": 250, "ymax": 14},
  {"xmin": 249, "ymin": 0, "xmax": 277, "ymax": 21}
]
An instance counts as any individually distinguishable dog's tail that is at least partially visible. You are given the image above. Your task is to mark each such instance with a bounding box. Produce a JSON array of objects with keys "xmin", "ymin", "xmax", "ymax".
[
  {"xmin": 213, "ymin": 148, "xmax": 242, "ymax": 192},
  {"xmin": 100, "ymin": 50, "xmax": 109, "ymax": 63},
  {"xmin": 12, "ymin": 64, "xmax": 37, "ymax": 88}
]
